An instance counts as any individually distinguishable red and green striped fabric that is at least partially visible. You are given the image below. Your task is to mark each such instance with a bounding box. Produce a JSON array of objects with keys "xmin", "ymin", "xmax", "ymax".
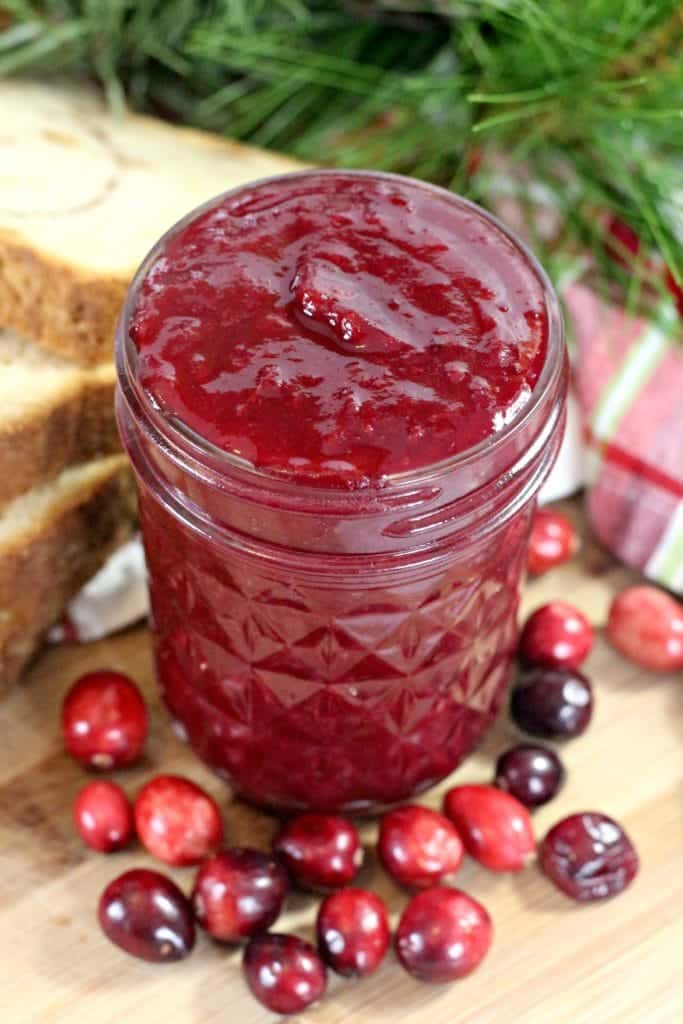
[{"xmin": 566, "ymin": 285, "xmax": 683, "ymax": 593}]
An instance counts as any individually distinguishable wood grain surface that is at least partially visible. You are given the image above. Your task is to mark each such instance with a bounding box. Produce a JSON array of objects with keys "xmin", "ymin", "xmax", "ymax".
[{"xmin": 1, "ymin": 501, "xmax": 681, "ymax": 1024}]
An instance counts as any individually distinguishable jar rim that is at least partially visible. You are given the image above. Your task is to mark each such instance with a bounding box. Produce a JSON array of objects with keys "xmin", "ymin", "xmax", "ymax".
[{"xmin": 116, "ymin": 168, "xmax": 565, "ymax": 500}]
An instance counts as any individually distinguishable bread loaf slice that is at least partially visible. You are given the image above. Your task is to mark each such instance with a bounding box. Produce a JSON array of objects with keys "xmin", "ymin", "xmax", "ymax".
[
  {"xmin": 0, "ymin": 79, "xmax": 301, "ymax": 365},
  {"xmin": 0, "ymin": 455, "xmax": 135, "ymax": 692},
  {"xmin": 0, "ymin": 330, "xmax": 118, "ymax": 508}
]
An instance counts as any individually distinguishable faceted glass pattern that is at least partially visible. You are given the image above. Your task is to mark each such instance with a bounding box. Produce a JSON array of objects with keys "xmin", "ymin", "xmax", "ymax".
[{"xmin": 140, "ymin": 485, "xmax": 532, "ymax": 812}]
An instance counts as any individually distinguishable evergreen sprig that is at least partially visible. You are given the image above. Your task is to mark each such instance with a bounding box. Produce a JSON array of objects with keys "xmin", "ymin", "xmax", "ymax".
[{"xmin": 0, "ymin": 1, "xmax": 681, "ymax": 306}]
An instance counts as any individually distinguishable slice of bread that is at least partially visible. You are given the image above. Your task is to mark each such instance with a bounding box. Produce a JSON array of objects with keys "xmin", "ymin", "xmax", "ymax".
[
  {"xmin": 0, "ymin": 455, "xmax": 135, "ymax": 692},
  {"xmin": 0, "ymin": 79, "xmax": 301, "ymax": 365},
  {"xmin": 0, "ymin": 329, "xmax": 118, "ymax": 508}
]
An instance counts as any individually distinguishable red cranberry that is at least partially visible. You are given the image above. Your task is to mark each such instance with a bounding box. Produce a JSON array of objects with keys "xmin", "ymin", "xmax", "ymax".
[
  {"xmin": 527, "ymin": 509, "xmax": 579, "ymax": 575},
  {"xmin": 273, "ymin": 814, "xmax": 363, "ymax": 891},
  {"xmin": 61, "ymin": 670, "xmax": 148, "ymax": 769},
  {"xmin": 395, "ymin": 887, "xmax": 492, "ymax": 983},
  {"xmin": 316, "ymin": 888, "xmax": 389, "ymax": 978},
  {"xmin": 98, "ymin": 869, "xmax": 195, "ymax": 962},
  {"xmin": 443, "ymin": 784, "xmax": 535, "ymax": 872},
  {"xmin": 73, "ymin": 781, "xmax": 134, "ymax": 853},
  {"xmin": 494, "ymin": 744, "xmax": 564, "ymax": 808},
  {"xmin": 192, "ymin": 848, "xmax": 288, "ymax": 942},
  {"xmin": 511, "ymin": 667, "xmax": 593, "ymax": 738},
  {"xmin": 134, "ymin": 775, "xmax": 223, "ymax": 867},
  {"xmin": 378, "ymin": 805, "xmax": 464, "ymax": 888},
  {"xmin": 243, "ymin": 933, "xmax": 327, "ymax": 1014},
  {"xmin": 519, "ymin": 601, "xmax": 594, "ymax": 670},
  {"xmin": 607, "ymin": 585, "xmax": 683, "ymax": 673},
  {"xmin": 540, "ymin": 812, "xmax": 639, "ymax": 901}
]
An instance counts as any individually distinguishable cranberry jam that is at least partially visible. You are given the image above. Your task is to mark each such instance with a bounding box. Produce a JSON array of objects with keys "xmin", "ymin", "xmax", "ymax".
[{"xmin": 117, "ymin": 171, "xmax": 566, "ymax": 812}]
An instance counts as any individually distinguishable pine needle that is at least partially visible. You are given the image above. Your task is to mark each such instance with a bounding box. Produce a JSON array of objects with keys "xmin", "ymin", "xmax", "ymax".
[{"xmin": 0, "ymin": 0, "xmax": 680, "ymax": 306}]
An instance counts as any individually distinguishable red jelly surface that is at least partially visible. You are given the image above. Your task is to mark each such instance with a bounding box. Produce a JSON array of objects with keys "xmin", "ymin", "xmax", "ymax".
[
  {"xmin": 131, "ymin": 174, "xmax": 547, "ymax": 486},
  {"xmin": 124, "ymin": 171, "xmax": 559, "ymax": 812}
]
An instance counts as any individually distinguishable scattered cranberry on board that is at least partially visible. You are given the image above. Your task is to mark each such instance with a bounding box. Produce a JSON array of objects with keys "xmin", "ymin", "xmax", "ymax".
[
  {"xmin": 73, "ymin": 780, "xmax": 134, "ymax": 853},
  {"xmin": 98, "ymin": 869, "xmax": 195, "ymax": 962},
  {"xmin": 192, "ymin": 848, "xmax": 288, "ymax": 943},
  {"xmin": 395, "ymin": 887, "xmax": 492, "ymax": 983},
  {"xmin": 540, "ymin": 812, "xmax": 639, "ymax": 902},
  {"xmin": 607, "ymin": 585, "xmax": 683, "ymax": 673},
  {"xmin": 273, "ymin": 814, "xmax": 363, "ymax": 891},
  {"xmin": 242, "ymin": 933, "xmax": 327, "ymax": 1014},
  {"xmin": 134, "ymin": 775, "xmax": 223, "ymax": 867},
  {"xmin": 316, "ymin": 888, "xmax": 390, "ymax": 978},
  {"xmin": 61, "ymin": 670, "xmax": 148, "ymax": 769},
  {"xmin": 378, "ymin": 804, "xmax": 464, "ymax": 889},
  {"xmin": 443, "ymin": 784, "xmax": 535, "ymax": 872},
  {"xmin": 527, "ymin": 508, "xmax": 579, "ymax": 575},
  {"xmin": 494, "ymin": 744, "xmax": 565, "ymax": 808},
  {"xmin": 511, "ymin": 667, "xmax": 593, "ymax": 739},
  {"xmin": 519, "ymin": 601, "xmax": 594, "ymax": 671}
]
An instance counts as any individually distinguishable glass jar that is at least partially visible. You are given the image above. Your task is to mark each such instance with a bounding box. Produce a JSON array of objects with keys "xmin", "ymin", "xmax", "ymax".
[{"xmin": 116, "ymin": 171, "xmax": 567, "ymax": 813}]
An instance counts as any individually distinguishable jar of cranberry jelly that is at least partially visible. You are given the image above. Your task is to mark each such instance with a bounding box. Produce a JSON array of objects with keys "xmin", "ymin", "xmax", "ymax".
[{"xmin": 116, "ymin": 171, "xmax": 567, "ymax": 813}]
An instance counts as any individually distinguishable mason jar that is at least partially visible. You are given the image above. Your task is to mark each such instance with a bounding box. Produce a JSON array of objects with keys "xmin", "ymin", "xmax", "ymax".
[{"xmin": 116, "ymin": 171, "xmax": 567, "ymax": 813}]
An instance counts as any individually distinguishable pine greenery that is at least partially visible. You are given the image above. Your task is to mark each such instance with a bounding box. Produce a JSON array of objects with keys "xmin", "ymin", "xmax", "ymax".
[{"xmin": 1, "ymin": 1, "xmax": 681, "ymax": 304}]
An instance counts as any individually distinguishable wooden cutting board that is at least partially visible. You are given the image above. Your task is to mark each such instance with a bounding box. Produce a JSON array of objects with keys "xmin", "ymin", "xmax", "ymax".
[{"xmin": 0, "ymin": 501, "xmax": 681, "ymax": 1024}]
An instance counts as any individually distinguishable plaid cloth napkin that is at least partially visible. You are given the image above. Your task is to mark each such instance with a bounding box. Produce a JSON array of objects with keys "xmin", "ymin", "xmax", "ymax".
[{"xmin": 566, "ymin": 286, "xmax": 683, "ymax": 593}]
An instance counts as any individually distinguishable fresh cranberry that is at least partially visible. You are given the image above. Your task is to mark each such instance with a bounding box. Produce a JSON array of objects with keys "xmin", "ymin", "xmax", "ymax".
[
  {"xmin": 73, "ymin": 781, "xmax": 134, "ymax": 852},
  {"xmin": 519, "ymin": 602, "xmax": 594, "ymax": 670},
  {"xmin": 98, "ymin": 869, "xmax": 195, "ymax": 962},
  {"xmin": 443, "ymin": 784, "xmax": 535, "ymax": 872},
  {"xmin": 540, "ymin": 812, "xmax": 639, "ymax": 901},
  {"xmin": 316, "ymin": 888, "xmax": 390, "ymax": 977},
  {"xmin": 511, "ymin": 667, "xmax": 593, "ymax": 738},
  {"xmin": 527, "ymin": 508, "xmax": 578, "ymax": 575},
  {"xmin": 61, "ymin": 670, "xmax": 148, "ymax": 769},
  {"xmin": 134, "ymin": 775, "xmax": 223, "ymax": 867},
  {"xmin": 395, "ymin": 887, "xmax": 492, "ymax": 983},
  {"xmin": 494, "ymin": 744, "xmax": 564, "ymax": 808},
  {"xmin": 243, "ymin": 933, "xmax": 327, "ymax": 1014},
  {"xmin": 273, "ymin": 814, "xmax": 363, "ymax": 890},
  {"xmin": 607, "ymin": 585, "xmax": 683, "ymax": 673},
  {"xmin": 192, "ymin": 848, "xmax": 288, "ymax": 942},
  {"xmin": 378, "ymin": 805, "xmax": 464, "ymax": 888}
]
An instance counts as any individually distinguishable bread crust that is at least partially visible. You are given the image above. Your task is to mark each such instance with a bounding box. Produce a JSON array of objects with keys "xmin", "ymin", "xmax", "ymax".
[
  {"xmin": 0, "ymin": 458, "xmax": 135, "ymax": 692},
  {"xmin": 0, "ymin": 234, "xmax": 124, "ymax": 365},
  {"xmin": 0, "ymin": 369, "xmax": 118, "ymax": 508}
]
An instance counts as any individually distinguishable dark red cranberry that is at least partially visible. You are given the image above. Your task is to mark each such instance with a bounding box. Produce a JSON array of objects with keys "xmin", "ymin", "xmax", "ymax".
[
  {"xmin": 540, "ymin": 812, "xmax": 639, "ymax": 901},
  {"xmin": 378, "ymin": 804, "xmax": 464, "ymax": 888},
  {"xmin": 61, "ymin": 670, "xmax": 148, "ymax": 769},
  {"xmin": 316, "ymin": 888, "xmax": 390, "ymax": 978},
  {"xmin": 134, "ymin": 775, "xmax": 223, "ymax": 867},
  {"xmin": 527, "ymin": 509, "xmax": 579, "ymax": 575},
  {"xmin": 607, "ymin": 585, "xmax": 683, "ymax": 672},
  {"xmin": 443, "ymin": 784, "xmax": 535, "ymax": 872},
  {"xmin": 511, "ymin": 667, "xmax": 593, "ymax": 739},
  {"xmin": 273, "ymin": 814, "xmax": 363, "ymax": 891},
  {"xmin": 73, "ymin": 780, "xmax": 134, "ymax": 853},
  {"xmin": 494, "ymin": 744, "xmax": 564, "ymax": 808},
  {"xmin": 98, "ymin": 869, "xmax": 195, "ymax": 962},
  {"xmin": 243, "ymin": 933, "xmax": 327, "ymax": 1014},
  {"xmin": 192, "ymin": 848, "xmax": 288, "ymax": 942},
  {"xmin": 395, "ymin": 887, "xmax": 492, "ymax": 983},
  {"xmin": 519, "ymin": 602, "xmax": 594, "ymax": 670}
]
